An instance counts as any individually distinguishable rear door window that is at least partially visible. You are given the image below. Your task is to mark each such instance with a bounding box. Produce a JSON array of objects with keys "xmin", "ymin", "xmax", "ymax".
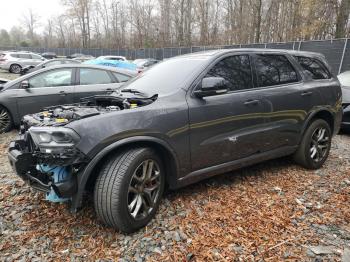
[
  {"xmin": 294, "ymin": 56, "xmax": 331, "ymax": 79},
  {"xmin": 79, "ymin": 68, "xmax": 113, "ymax": 85},
  {"xmin": 205, "ymin": 55, "xmax": 253, "ymax": 91},
  {"xmin": 254, "ymin": 54, "xmax": 299, "ymax": 87}
]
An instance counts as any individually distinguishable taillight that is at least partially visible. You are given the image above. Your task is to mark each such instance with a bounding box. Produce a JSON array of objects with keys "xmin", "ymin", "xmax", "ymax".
[{"xmin": 0, "ymin": 58, "xmax": 7, "ymax": 62}]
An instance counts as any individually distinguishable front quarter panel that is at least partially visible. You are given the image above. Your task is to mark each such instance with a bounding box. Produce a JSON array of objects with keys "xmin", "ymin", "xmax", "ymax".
[{"xmin": 67, "ymin": 90, "xmax": 191, "ymax": 176}]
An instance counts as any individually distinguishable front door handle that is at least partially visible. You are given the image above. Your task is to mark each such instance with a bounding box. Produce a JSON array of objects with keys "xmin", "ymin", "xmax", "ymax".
[
  {"xmin": 244, "ymin": 99, "xmax": 259, "ymax": 106},
  {"xmin": 59, "ymin": 91, "xmax": 67, "ymax": 96},
  {"xmin": 301, "ymin": 91, "xmax": 313, "ymax": 96}
]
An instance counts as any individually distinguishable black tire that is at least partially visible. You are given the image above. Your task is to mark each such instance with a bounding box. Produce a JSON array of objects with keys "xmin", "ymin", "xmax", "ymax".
[
  {"xmin": 0, "ymin": 106, "xmax": 13, "ymax": 133},
  {"xmin": 9, "ymin": 64, "xmax": 21, "ymax": 74},
  {"xmin": 293, "ymin": 119, "xmax": 331, "ymax": 169},
  {"xmin": 94, "ymin": 147, "xmax": 165, "ymax": 233}
]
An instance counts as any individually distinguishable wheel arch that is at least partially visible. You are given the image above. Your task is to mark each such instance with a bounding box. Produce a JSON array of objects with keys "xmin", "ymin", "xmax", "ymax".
[
  {"xmin": 302, "ymin": 109, "xmax": 335, "ymax": 138},
  {"xmin": 71, "ymin": 136, "xmax": 180, "ymax": 212}
]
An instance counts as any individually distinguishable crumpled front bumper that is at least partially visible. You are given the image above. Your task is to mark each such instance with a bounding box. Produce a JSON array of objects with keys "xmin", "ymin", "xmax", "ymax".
[{"xmin": 8, "ymin": 137, "xmax": 77, "ymax": 198}]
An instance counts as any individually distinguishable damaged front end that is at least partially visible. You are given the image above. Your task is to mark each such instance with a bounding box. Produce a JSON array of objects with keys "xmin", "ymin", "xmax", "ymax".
[
  {"xmin": 8, "ymin": 92, "xmax": 158, "ymax": 204},
  {"xmin": 8, "ymin": 127, "xmax": 86, "ymax": 202}
]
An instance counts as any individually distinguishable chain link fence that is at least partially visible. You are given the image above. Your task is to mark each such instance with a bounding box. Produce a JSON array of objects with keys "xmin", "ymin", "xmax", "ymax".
[{"xmin": 1, "ymin": 38, "xmax": 349, "ymax": 75}]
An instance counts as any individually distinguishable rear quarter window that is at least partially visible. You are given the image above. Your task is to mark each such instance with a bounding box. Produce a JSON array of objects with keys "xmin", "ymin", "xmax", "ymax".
[{"xmin": 294, "ymin": 56, "xmax": 331, "ymax": 80}]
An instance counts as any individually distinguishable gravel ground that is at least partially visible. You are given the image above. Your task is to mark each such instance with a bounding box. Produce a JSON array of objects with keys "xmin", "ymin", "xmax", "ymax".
[
  {"xmin": 0, "ymin": 70, "xmax": 20, "ymax": 81},
  {"xmin": 0, "ymin": 130, "xmax": 350, "ymax": 261}
]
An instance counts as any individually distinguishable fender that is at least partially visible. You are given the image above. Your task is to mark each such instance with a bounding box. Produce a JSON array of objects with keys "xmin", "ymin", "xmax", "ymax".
[
  {"xmin": 299, "ymin": 107, "xmax": 335, "ymax": 142},
  {"xmin": 70, "ymin": 135, "xmax": 180, "ymax": 212}
]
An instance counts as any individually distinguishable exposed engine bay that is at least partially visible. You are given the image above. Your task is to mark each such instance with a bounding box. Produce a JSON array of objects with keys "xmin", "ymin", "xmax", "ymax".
[
  {"xmin": 9, "ymin": 92, "xmax": 158, "ymax": 204},
  {"xmin": 22, "ymin": 92, "xmax": 158, "ymax": 128}
]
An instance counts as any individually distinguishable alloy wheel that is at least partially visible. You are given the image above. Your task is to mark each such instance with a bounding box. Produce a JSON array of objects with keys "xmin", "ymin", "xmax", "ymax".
[
  {"xmin": 127, "ymin": 159, "xmax": 162, "ymax": 220},
  {"xmin": 309, "ymin": 127, "xmax": 330, "ymax": 163},
  {"xmin": 11, "ymin": 65, "xmax": 21, "ymax": 74},
  {"xmin": 0, "ymin": 108, "xmax": 10, "ymax": 133}
]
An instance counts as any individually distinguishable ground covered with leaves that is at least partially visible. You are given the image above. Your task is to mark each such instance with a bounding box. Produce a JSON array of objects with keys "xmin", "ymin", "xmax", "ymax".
[{"xmin": 1, "ymin": 130, "xmax": 350, "ymax": 261}]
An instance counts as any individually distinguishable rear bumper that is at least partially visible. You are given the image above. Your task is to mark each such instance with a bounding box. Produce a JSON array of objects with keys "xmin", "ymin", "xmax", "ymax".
[{"xmin": 8, "ymin": 139, "xmax": 77, "ymax": 198}]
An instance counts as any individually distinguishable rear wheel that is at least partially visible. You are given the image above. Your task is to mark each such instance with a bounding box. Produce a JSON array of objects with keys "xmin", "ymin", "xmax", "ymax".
[
  {"xmin": 94, "ymin": 148, "xmax": 164, "ymax": 233},
  {"xmin": 9, "ymin": 64, "xmax": 21, "ymax": 74},
  {"xmin": 294, "ymin": 119, "xmax": 331, "ymax": 169},
  {"xmin": 0, "ymin": 106, "xmax": 13, "ymax": 133}
]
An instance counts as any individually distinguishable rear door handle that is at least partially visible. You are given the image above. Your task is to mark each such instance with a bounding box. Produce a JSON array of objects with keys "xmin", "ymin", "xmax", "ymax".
[
  {"xmin": 301, "ymin": 91, "xmax": 313, "ymax": 96},
  {"xmin": 59, "ymin": 91, "xmax": 67, "ymax": 96},
  {"xmin": 244, "ymin": 99, "xmax": 259, "ymax": 106}
]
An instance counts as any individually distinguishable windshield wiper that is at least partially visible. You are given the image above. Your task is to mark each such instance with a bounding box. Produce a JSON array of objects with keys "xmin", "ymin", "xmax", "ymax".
[{"xmin": 121, "ymin": 88, "xmax": 143, "ymax": 94}]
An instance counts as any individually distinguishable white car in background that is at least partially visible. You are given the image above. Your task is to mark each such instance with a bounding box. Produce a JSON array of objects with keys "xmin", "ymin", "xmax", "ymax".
[
  {"xmin": 96, "ymin": 55, "xmax": 127, "ymax": 61},
  {"xmin": 0, "ymin": 52, "xmax": 46, "ymax": 74}
]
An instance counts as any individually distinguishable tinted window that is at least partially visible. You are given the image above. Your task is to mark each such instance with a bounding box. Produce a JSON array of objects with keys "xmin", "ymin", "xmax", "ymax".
[
  {"xmin": 29, "ymin": 69, "xmax": 73, "ymax": 88},
  {"xmin": 295, "ymin": 56, "xmax": 331, "ymax": 79},
  {"xmin": 18, "ymin": 54, "xmax": 32, "ymax": 59},
  {"xmin": 206, "ymin": 55, "xmax": 253, "ymax": 91},
  {"xmin": 10, "ymin": 54, "xmax": 19, "ymax": 58},
  {"xmin": 255, "ymin": 54, "xmax": 298, "ymax": 87},
  {"xmin": 112, "ymin": 72, "xmax": 131, "ymax": 82},
  {"xmin": 121, "ymin": 58, "xmax": 206, "ymax": 95},
  {"xmin": 80, "ymin": 68, "xmax": 112, "ymax": 85}
]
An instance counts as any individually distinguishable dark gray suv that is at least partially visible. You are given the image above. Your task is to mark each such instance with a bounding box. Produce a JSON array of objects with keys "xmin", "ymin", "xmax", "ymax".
[{"xmin": 8, "ymin": 49, "xmax": 342, "ymax": 233}]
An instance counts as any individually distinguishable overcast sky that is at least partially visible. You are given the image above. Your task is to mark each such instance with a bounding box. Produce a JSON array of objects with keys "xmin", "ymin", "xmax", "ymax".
[{"xmin": 0, "ymin": 0, "xmax": 63, "ymax": 32}]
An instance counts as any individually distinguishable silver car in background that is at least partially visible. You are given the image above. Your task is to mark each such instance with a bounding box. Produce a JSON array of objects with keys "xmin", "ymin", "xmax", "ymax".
[{"xmin": 0, "ymin": 52, "xmax": 46, "ymax": 74}]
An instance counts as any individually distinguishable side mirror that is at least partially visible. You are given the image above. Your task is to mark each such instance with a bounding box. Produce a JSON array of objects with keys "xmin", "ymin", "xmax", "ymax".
[
  {"xmin": 21, "ymin": 80, "xmax": 30, "ymax": 89},
  {"xmin": 194, "ymin": 77, "xmax": 228, "ymax": 98}
]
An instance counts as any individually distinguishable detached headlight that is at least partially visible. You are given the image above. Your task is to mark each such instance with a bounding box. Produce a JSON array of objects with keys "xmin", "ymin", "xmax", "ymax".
[{"xmin": 29, "ymin": 127, "xmax": 80, "ymax": 153}]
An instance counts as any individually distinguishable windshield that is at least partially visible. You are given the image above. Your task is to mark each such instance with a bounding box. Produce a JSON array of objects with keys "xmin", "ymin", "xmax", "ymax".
[
  {"xmin": 122, "ymin": 57, "xmax": 207, "ymax": 95},
  {"xmin": 338, "ymin": 71, "xmax": 350, "ymax": 87}
]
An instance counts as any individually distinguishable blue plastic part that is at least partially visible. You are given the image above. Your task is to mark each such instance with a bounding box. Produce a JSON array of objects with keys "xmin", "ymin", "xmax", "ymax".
[{"xmin": 36, "ymin": 164, "xmax": 71, "ymax": 203}]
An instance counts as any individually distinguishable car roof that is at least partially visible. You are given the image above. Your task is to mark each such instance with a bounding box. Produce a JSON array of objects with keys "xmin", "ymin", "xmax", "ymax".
[
  {"xmin": 42, "ymin": 64, "xmax": 137, "ymax": 75},
  {"xmin": 177, "ymin": 48, "xmax": 326, "ymax": 60}
]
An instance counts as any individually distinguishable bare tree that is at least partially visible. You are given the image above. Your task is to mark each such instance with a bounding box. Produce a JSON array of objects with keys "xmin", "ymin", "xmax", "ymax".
[{"xmin": 21, "ymin": 8, "xmax": 40, "ymax": 44}]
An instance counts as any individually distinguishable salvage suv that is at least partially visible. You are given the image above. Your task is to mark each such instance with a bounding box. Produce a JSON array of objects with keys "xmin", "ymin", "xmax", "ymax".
[{"xmin": 8, "ymin": 49, "xmax": 342, "ymax": 233}]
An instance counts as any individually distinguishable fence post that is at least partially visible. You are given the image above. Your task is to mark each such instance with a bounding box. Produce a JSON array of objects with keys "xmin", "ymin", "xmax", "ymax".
[
  {"xmin": 338, "ymin": 38, "xmax": 348, "ymax": 75},
  {"xmin": 298, "ymin": 41, "xmax": 302, "ymax": 51}
]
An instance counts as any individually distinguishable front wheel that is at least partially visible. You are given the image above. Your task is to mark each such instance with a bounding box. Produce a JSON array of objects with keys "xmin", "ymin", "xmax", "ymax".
[
  {"xmin": 94, "ymin": 148, "xmax": 165, "ymax": 233},
  {"xmin": 294, "ymin": 119, "xmax": 331, "ymax": 169},
  {"xmin": 0, "ymin": 106, "xmax": 13, "ymax": 133}
]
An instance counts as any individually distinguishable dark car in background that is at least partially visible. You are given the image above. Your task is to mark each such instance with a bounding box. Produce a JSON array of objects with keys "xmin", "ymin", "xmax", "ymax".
[
  {"xmin": 133, "ymin": 58, "xmax": 159, "ymax": 71},
  {"xmin": 20, "ymin": 59, "xmax": 81, "ymax": 75},
  {"xmin": 8, "ymin": 49, "xmax": 342, "ymax": 233},
  {"xmin": 0, "ymin": 64, "xmax": 136, "ymax": 132},
  {"xmin": 41, "ymin": 52, "xmax": 58, "ymax": 59}
]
